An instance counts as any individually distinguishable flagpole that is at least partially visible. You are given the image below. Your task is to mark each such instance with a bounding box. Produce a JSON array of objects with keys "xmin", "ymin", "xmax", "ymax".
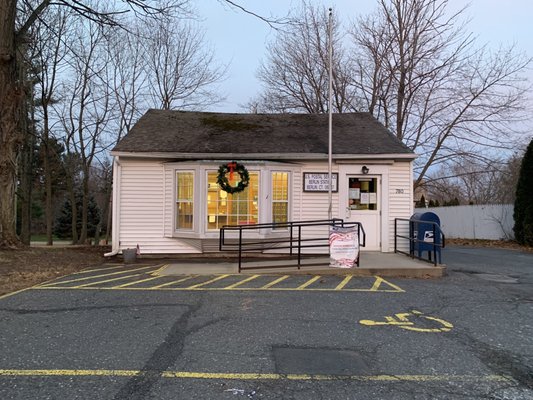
[{"xmin": 328, "ymin": 7, "xmax": 333, "ymax": 220}]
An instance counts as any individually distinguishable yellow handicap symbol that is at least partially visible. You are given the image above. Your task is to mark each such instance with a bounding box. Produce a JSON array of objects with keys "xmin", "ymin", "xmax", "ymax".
[{"xmin": 359, "ymin": 310, "xmax": 453, "ymax": 333}]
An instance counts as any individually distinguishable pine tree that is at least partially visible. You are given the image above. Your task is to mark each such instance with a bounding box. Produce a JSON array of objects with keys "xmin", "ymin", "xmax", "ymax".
[
  {"xmin": 514, "ymin": 138, "xmax": 533, "ymax": 245},
  {"xmin": 54, "ymin": 193, "xmax": 100, "ymax": 240},
  {"xmin": 416, "ymin": 194, "xmax": 426, "ymax": 208}
]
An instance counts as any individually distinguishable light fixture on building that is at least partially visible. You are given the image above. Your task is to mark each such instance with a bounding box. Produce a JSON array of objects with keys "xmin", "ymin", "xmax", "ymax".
[{"xmin": 361, "ymin": 165, "xmax": 369, "ymax": 175}]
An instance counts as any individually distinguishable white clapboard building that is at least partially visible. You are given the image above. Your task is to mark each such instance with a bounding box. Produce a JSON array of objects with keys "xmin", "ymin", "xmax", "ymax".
[{"xmin": 108, "ymin": 110, "xmax": 416, "ymax": 255}]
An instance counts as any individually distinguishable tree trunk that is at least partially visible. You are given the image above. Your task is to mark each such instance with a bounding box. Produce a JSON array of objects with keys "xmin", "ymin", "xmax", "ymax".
[
  {"xmin": 79, "ymin": 171, "xmax": 89, "ymax": 244},
  {"xmin": 42, "ymin": 110, "xmax": 54, "ymax": 245},
  {"xmin": 18, "ymin": 127, "xmax": 34, "ymax": 245},
  {"xmin": 69, "ymin": 188, "xmax": 78, "ymax": 245},
  {"xmin": 64, "ymin": 164, "xmax": 78, "ymax": 244},
  {"xmin": 0, "ymin": 0, "xmax": 24, "ymax": 248}
]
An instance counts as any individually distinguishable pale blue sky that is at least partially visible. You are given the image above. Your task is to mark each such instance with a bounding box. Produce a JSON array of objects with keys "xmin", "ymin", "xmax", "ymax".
[{"xmin": 196, "ymin": 0, "xmax": 533, "ymax": 112}]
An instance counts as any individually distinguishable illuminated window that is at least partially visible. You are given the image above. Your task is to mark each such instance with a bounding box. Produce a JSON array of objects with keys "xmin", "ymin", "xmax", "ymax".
[
  {"xmin": 348, "ymin": 177, "xmax": 378, "ymax": 210},
  {"xmin": 206, "ymin": 171, "xmax": 259, "ymax": 230},
  {"xmin": 176, "ymin": 172, "xmax": 194, "ymax": 230},
  {"xmin": 272, "ymin": 172, "xmax": 289, "ymax": 228}
]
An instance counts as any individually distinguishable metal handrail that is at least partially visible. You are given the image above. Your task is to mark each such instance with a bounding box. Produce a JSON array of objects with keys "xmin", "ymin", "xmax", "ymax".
[
  {"xmin": 394, "ymin": 218, "xmax": 445, "ymax": 266},
  {"xmin": 220, "ymin": 219, "xmax": 366, "ymax": 272}
]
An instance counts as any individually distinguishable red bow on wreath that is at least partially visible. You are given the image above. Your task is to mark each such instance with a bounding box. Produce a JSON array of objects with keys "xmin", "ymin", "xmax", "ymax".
[{"xmin": 227, "ymin": 162, "xmax": 237, "ymax": 183}]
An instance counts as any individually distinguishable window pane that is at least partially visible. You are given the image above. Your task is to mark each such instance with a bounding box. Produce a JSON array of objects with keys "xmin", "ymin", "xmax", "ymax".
[
  {"xmin": 206, "ymin": 171, "xmax": 259, "ymax": 230},
  {"xmin": 273, "ymin": 202, "xmax": 288, "ymax": 224},
  {"xmin": 176, "ymin": 172, "xmax": 194, "ymax": 230},
  {"xmin": 272, "ymin": 172, "xmax": 289, "ymax": 228},
  {"xmin": 272, "ymin": 172, "xmax": 288, "ymax": 200},
  {"xmin": 348, "ymin": 177, "xmax": 378, "ymax": 211}
]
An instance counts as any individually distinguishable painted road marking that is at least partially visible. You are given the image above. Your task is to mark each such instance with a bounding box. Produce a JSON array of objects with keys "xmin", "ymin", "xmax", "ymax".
[
  {"xmin": 0, "ymin": 369, "xmax": 512, "ymax": 383},
  {"xmin": 70, "ymin": 265, "xmax": 134, "ymax": 275},
  {"xmin": 34, "ymin": 274, "xmax": 404, "ymax": 293},
  {"xmin": 187, "ymin": 274, "xmax": 230, "ymax": 289},
  {"xmin": 296, "ymin": 275, "xmax": 322, "ymax": 290},
  {"xmin": 335, "ymin": 275, "xmax": 353, "ymax": 290},
  {"xmin": 261, "ymin": 275, "xmax": 289, "ymax": 289},
  {"xmin": 73, "ymin": 273, "xmax": 143, "ymax": 288},
  {"xmin": 111, "ymin": 275, "xmax": 165, "ymax": 289},
  {"xmin": 38, "ymin": 266, "xmax": 156, "ymax": 287},
  {"xmin": 224, "ymin": 274, "xmax": 260, "ymax": 289},
  {"xmin": 151, "ymin": 275, "xmax": 199, "ymax": 289},
  {"xmin": 369, "ymin": 276, "xmax": 405, "ymax": 292},
  {"xmin": 359, "ymin": 310, "xmax": 453, "ymax": 333}
]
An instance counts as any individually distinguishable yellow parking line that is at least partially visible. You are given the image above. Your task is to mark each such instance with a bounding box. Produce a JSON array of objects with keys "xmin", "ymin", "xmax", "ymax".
[
  {"xmin": 370, "ymin": 277, "xmax": 385, "ymax": 291},
  {"xmin": 224, "ymin": 275, "xmax": 260, "ymax": 289},
  {"xmin": 187, "ymin": 274, "xmax": 230, "ymax": 289},
  {"xmin": 370, "ymin": 276, "xmax": 405, "ymax": 292},
  {"xmin": 0, "ymin": 369, "xmax": 512, "ymax": 383},
  {"xmin": 112, "ymin": 275, "xmax": 165, "ymax": 289},
  {"xmin": 150, "ymin": 264, "xmax": 168, "ymax": 276},
  {"xmin": 73, "ymin": 274, "xmax": 142, "ymax": 288},
  {"xmin": 38, "ymin": 266, "xmax": 155, "ymax": 287},
  {"xmin": 296, "ymin": 275, "xmax": 321, "ymax": 290},
  {"xmin": 70, "ymin": 265, "xmax": 128, "ymax": 275},
  {"xmin": 33, "ymin": 285, "xmax": 403, "ymax": 293},
  {"xmin": 335, "ymin": 275, "xmax": 353, "ymax": 290},
  {"xmin": 150, "ymin": 275, "xmax": 198, "ymax": 289},
  {"xmin": 261, "ymin": 275, "xmax": 289, "ymax": 289}
]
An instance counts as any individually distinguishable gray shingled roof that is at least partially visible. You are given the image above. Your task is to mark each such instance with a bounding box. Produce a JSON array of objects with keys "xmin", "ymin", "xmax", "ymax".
[{"xmin": 112, "ymin": 110, "xmax": 414, "ymax": 158}]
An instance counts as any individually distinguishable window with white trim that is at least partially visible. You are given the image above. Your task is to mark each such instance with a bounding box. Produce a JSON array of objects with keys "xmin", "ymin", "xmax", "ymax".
[
  {"xmin": 272, "ymin": 171, "xmax": 289, "ymax": 228},
  {"xmin": 206, "ymin": 171, "xmax": 259, "ymax": 230},
  {"xmin": 176, "ymin": 171, "xmax": 194, "ymax": 230}
]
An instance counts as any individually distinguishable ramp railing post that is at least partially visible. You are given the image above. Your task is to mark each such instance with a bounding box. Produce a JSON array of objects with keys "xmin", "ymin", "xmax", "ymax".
[
  {"xmin": 238, "ymin": 228, "xmax": 242, "ymax": 273},
  {"xmin": 297, "ymin": 225, "xmax": 302, "ymax": 269}
]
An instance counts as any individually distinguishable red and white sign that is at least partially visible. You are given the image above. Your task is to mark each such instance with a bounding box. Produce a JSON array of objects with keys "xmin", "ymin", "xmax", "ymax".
[{"xmin": 329, "ymin": 226, "xmax": 359, "ymax": 268}]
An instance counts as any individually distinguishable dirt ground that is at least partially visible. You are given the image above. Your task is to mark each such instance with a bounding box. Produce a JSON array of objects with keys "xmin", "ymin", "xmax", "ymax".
[
  {"xmin": 0, "ymin": 245, "xmax": 113, "ymax": 297},
  {"xmin": 446, "ymin": 238, "xmax": 533, "ymax": 251},
  {"xmin": 0, "ymin": 240, "xmax": 531, "ymax": 298}
]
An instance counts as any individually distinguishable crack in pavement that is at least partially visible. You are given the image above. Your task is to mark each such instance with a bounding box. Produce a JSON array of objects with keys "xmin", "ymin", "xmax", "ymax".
[
  {"xmin": 0, "ymin": 303, "xmax": 187, "ymax": 315},
  {"xmin": 112, "ymin": 296, "xmax": 225, "ymax": 400},
  {"xmin": 453, "ymin": 329, "xmax": 533, "ymax": 391}
]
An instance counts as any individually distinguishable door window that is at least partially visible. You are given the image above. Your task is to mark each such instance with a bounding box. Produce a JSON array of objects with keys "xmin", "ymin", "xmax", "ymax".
[{"xmin": 348, "ymin": 177, "xmax": 378, "ymax": 210}]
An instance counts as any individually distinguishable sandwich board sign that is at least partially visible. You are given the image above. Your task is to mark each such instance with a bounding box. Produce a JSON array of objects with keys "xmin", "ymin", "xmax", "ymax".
[{"xmin": 329, "ymin": 226, "xmax": 359, "ymax": 268}]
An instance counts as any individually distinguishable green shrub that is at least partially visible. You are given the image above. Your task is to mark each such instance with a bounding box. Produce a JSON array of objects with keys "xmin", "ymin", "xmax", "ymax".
[{"xmin": 514, "ymin": 138, "xmax": 533, "ymax": 245}]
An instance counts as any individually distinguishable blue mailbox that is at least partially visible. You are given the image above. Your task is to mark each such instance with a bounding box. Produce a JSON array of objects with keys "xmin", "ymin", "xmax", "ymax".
[{"xmin": 410, "ymin": 212, "xmax": 443, "ymax": 263}]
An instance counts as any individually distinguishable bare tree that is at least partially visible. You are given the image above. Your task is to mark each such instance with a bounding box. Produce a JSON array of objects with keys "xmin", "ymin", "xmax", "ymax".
[
  {"xmin": 30, "ymin": 7, "xmax": 71, "ymax": 245},
  {"xmin": 143, "ymin": 16, "xmax": 226, "ymax": 110},
  {"xmin": 0, "ymin": 0, "xmax": 287, "ymax": 247},
  {"xmin": 106, "ymin": 22, "xmax": 147, "ymax": 143},
  {"xmin": 426, "ymin": 150, "xmax": 525, "ymax": 205},
  {"xmin": 256, "ymin": 2, "xmax": 356, "ymax": 113},
  {"xmin": 58, "ymin": 18, "xmax": 112, "ymax": 244},
  {"xmin": 350, "ymin": 0, "xmax": 532, "ymax": 188}
]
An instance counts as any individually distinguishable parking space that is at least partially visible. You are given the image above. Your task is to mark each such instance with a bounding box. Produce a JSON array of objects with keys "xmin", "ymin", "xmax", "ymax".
[
  {"xmin": 33, "ymin": 264, "xmax": 405, "ymax": 293},
  {"xmin": 2, "ymin": 248, "xmax": 532, "ymax": 399}
]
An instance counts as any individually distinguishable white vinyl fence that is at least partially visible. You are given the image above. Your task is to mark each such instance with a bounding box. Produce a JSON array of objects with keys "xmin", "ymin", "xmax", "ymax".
[{"xmin": 414, "ymin": 204, "xmax": 514, "ymax": 240}]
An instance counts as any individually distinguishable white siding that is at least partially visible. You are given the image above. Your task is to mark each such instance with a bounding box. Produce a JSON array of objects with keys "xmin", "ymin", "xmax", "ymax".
[
  {"xmin": 163, "ymin": 168, "xmax": 174, "ymax": 237},
  {"xmin": 118, "ymin": 160, "xmax": 199, "ymax": 254},
  {"xmin": 115, "ymin": 158, "xmax": 413, "ymax": 255},
  {"xmin": 388, "ymin": 161, "xmax": 413, "ymax": 252},
  {"xmin": 294, "ymin": 164, "xmax": 340, "ymax": 253}
]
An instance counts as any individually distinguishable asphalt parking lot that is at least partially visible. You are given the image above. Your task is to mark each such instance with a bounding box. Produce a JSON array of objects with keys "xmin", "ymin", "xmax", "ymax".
[{"xmin": 1, "ymin": 246, "xmax": 532, "ymax": 399}]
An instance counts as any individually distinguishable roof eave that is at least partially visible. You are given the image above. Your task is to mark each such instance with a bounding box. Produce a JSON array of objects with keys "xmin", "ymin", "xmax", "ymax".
[{"xmin": 111, "ymin": 151, "xmax": 416, "ymax": 161}]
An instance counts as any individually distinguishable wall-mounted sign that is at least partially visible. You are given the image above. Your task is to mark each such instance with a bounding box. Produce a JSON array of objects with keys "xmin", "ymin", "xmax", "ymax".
[{"xmin": 303, "ymin": 172, "xmax": 338, "ymax": 192}]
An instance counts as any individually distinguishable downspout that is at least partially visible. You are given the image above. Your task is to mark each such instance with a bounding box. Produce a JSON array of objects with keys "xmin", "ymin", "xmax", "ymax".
[{"xmin": 104, "ymin": 156, "xmax": 121, "ymax": 257}]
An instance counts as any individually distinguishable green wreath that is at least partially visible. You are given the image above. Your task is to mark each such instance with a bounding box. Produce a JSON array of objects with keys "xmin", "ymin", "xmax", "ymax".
[{"xmin": 217, "ymin": 162, "xmax": 250, "ymax": 194}]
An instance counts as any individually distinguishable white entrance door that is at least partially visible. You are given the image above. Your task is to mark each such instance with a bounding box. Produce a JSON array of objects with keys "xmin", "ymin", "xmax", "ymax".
[{"xmin": 340, "ymin": 175, "xmax": 381, "ymax": 251}]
